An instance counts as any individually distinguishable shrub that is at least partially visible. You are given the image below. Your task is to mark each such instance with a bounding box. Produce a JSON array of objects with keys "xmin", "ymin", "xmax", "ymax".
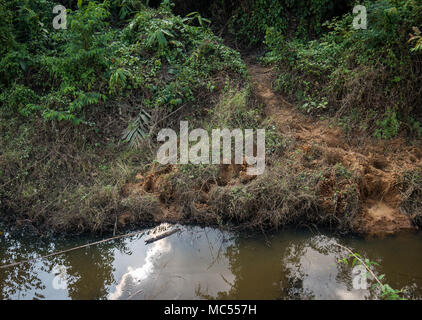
[{"xmin": 263, "ymin": 0, "xmax": 422, "ymax": 136}]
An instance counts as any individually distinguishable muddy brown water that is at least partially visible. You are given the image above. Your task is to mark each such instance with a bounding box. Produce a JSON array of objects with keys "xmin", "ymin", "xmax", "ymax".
[{"xmin": 1, "ymin": 224, "xmax": 422, "ymax": 300}]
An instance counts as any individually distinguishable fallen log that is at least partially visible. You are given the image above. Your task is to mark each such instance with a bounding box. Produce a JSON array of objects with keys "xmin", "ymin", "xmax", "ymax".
[{"xmin": 145, "ymin": 228, "xmax": 180, "ymax": 244}]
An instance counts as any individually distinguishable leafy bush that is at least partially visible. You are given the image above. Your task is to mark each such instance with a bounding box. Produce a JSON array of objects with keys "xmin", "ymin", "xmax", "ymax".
[
  {"xmin": 1, "ymin": 0, "xmax": 246, "ymax": 132},
  {"xmin": 374, "ymin": 108, "xmax": 400, "ymax": 139},
  {"xmin": 228, "ymin": 0, "xmax": 351, "ymax": 46},
  {"xmin": 264, "ymin": 0, "xmax": 422, "ymax": 137},
  {"xmin": 0, "ymin": 0, "xmax": 247, "ymax": 231}
]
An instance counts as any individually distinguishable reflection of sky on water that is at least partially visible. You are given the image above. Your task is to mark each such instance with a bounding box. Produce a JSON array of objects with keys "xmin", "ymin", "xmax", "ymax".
[
  {"xmin": 1, "ymin": 225, "xmax": 422, "ymax": 300},
  {"xmin": 283, "ymin": 236, "xmax": 370, "ymax": 300},
  {"xmin": 108, "ymin": 227, "xmax": 235, "ymax": 300},
  {"xmin": 109, "ymin": 239, "xmax": 172, "ymax": 300}
]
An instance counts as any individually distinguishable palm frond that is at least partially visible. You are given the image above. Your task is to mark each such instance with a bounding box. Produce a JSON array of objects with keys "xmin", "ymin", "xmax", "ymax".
[{"xmin": 121, "ymin": 109, "xmax": 151, "ymax": 148}]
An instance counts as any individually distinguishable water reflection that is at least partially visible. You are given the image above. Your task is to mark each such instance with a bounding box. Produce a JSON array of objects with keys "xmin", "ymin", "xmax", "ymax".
[
  {"xmin": 1, "ymin": 225, "xmax": 422, "ymax": 300},
  {"xmin": 109, "ymin": 227, "xmax": 235, "ymax": 300},
  {"xmin": 280, "ymin": 235, "xmax": 370, "ymax": 300},
  {"xmin": 109, "ymin": 239, "xmax": 172, "ymax": 300}
]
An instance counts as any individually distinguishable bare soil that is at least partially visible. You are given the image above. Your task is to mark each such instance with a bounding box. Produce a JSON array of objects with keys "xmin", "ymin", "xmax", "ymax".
[
  {"xmin": 119, "ymin": 61, "xmax": 422, "ymax": 237},
  {"xmin": 248, "ymin": 62, "xmax": 421, "ymax": 236}
]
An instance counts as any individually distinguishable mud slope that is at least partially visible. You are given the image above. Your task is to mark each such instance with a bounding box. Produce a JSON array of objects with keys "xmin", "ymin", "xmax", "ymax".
[
  {"xmin": 121, "ymin": 61, "xmax": 422, "ymax": 237},
  {"xmin": 248, "ymin": 61, "xmax": 421, "ymax": 236}
]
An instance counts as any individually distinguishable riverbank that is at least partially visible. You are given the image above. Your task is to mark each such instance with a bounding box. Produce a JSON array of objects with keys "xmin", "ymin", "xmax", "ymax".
[
  {"xmin": 1, "ymin": 2, "xmax": 422, "ymax": 238},
  {"xmin": 113, "ymin": 59, "xmax": 422, "ymax": 238},
  {"xmin": 2, "ymin": 58, "xmax": 422, "ymax": 237}
]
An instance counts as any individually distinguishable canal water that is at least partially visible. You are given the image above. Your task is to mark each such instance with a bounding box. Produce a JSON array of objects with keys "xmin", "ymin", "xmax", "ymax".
[{"xmin": 1, "ymin": 224, "xmax": 422, "ymax": 300}]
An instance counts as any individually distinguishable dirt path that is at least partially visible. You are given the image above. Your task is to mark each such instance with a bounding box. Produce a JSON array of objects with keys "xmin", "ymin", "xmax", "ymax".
[
  {"xmin": 121, "ymin": 60, "xmax": 421, "ymax": 237},
  {"xmin": 248, "ymin": 61, "xmax": 420, "ymax": 236}
]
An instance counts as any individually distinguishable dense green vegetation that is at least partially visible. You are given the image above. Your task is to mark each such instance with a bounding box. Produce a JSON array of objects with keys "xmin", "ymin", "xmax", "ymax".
[
  {"xmin": 173, "ymin": 0, "xmax": 422, "ymax": 137},
  {"xmin": 0, "ymin": 0, "xmax": 244, "ymax": 129},
  {"xmin": 227, "ymin": 0, "xmax": 351, "ymax": 46},
  {"xmin": 261, "ymin": 0, "xmax": 422, "ymax": 138},
  {"xmin": 1, "ymin": 0, "xmax": 422, "ymax": 234},
  {"xmin": 0, "ymin": 0, "xmax": 247, "ymax": 233}
]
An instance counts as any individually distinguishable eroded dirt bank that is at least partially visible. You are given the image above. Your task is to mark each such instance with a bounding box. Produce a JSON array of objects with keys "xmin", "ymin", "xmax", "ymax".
[
  {"xmin": 4, "ymin": 61, "xmax": 422, "ymax": 237},
  {"xmin": 118, "ymin": 61, "xmax": 422, "ymax": 237},
  {"xmin": 248, "ymin": 62, "xmax": 421, "ymax": 236}
]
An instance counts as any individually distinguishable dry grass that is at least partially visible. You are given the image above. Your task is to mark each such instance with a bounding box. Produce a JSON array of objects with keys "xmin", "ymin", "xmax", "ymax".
[
  {"xmin": 399, "ymin": 169, "xmax": 422, "ymax": 229},
  {"xmin": 209, "ymin": 165, "xmax": 322, "ymax": 229}
]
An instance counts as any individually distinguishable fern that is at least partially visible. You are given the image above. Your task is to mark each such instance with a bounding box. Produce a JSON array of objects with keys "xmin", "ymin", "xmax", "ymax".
[
  {"xmin": 109, "ymin": 68, "xmax": 130, "ymax": 94},
  {"xmin": 182, "ymin": 12, "xmax": 211, "ymax": 28},
  {"xmin": 121, "ymin": 109, "xmax": 151, "ymax": 148},
  {"xmin": 146, "ymin": 28, "xmax": 174, "ymax": 51}
]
